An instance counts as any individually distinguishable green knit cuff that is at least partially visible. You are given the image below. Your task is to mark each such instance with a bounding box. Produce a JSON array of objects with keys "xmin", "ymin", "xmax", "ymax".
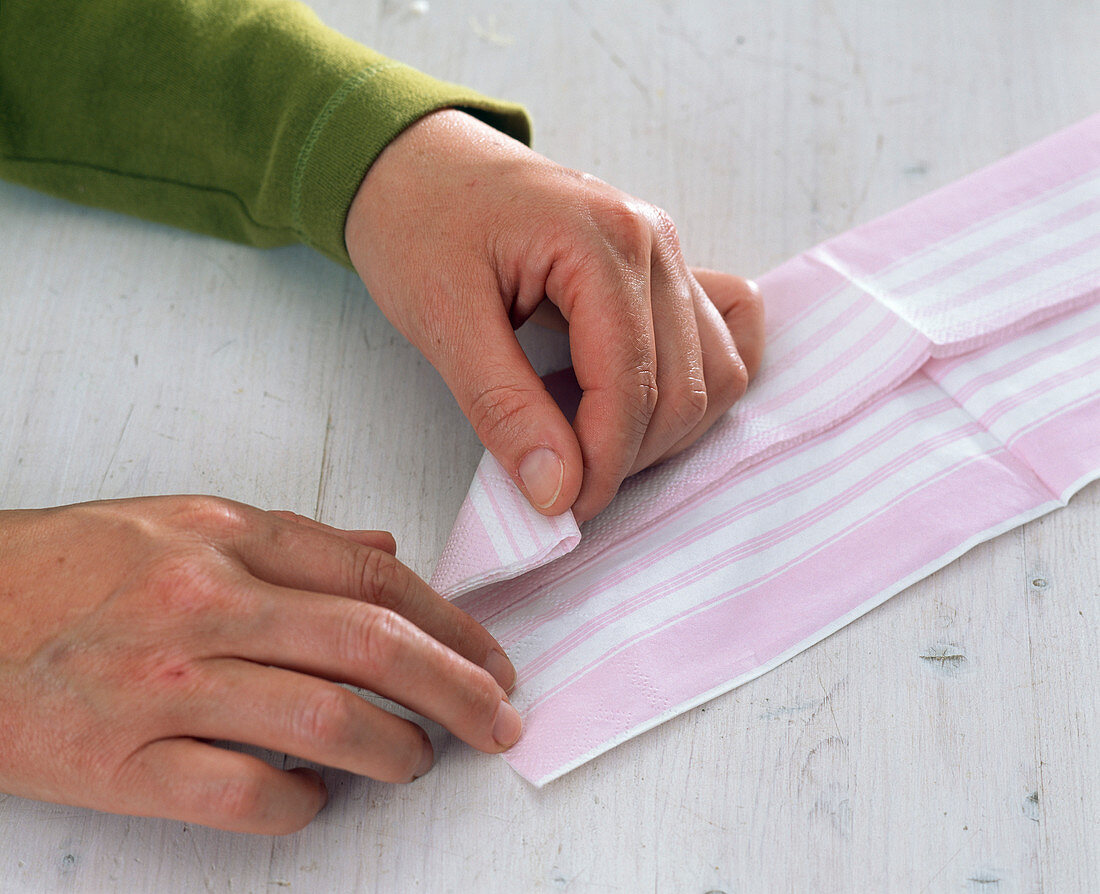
[{"xmin": 291, "ymin": 62, "xmax": 532, "ymax": 268}]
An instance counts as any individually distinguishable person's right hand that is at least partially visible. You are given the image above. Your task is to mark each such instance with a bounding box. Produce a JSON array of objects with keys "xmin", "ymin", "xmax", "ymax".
[
  {"xmin": 0, "ymin": 496, "xmax": 519, "ymax": 834},
  {"xmin": 346, "ymin": 109, "xmax": 766, "ymax": 524}
]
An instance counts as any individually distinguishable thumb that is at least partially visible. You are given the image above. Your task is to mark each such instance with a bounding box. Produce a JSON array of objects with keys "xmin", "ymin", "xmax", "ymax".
[{"xmin": 428, "ymin": 298, "xmax": 584, "ymax": 517}]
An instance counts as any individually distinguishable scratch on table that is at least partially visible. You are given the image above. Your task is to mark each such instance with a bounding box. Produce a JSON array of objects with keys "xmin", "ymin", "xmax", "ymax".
[
  {"xmin": 314, "ymin": 411, "xmax": 333, "ymax": 519},
  {"xmin": 919, "ymin": 644, "xmax": 969, "ymax": 676},
  {"xmin": 586, "ymin": 26, "xmax": 650, "ymax": 99},
  {"xmin": 97, "ymin": 403, "xmax": 135, "ymax": 497},
  {"xmin": 185, "ymin": 831, "xmax": 215, "ymax": 894},
  {"xmin": 469, "ymin": 15, "xmax": 514, "ymax": 47},
  {"xmin": 818, "ymin": 677, "xmax": 846, "ymax": 743},
  {"xmin": 919, "ymin": 830, "xmax": 978, "ymax": 893},
  {"xmin": 822, "ymin": 0, "xmax": 873, "ymax": 111},
  {"xmin": 844, "ymin": 132, "xmax": 885, "ymax": 227},
  {"xmin": 758, "ymin": 697, "xmax": 819, "ymax": 721},
  {"xmin": 209, "ymin": 339, "xmax": 236, "ymax": 357},
  {"xmin": 568, "ymin": 1, "xmax": 651, "ymax": 100}
]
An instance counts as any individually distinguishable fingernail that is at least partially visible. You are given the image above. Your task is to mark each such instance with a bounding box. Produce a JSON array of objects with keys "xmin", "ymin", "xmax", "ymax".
[
  {"xmin": 484, "ymin": 648, "xmax": 517, "ymax": 692},
  {"xmin": 492, "ymin": 699, "xmax": 523, "ymax": 749},
  {"xmin": 412, "ymin": 744, "xmax": 434, "ymax": 781},
  {"xmin": 518, "ymin": 447, "xmax": 564, "ymax": 509}
]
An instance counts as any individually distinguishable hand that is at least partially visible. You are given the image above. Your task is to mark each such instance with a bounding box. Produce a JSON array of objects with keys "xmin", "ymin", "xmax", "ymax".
[
  {"xmin": 0, "ymin": 497, "xmax": 519, "ymax": 834},
  {"xmin": 346, "ymin": 109, "xmax": 765, "ymax": 523}
]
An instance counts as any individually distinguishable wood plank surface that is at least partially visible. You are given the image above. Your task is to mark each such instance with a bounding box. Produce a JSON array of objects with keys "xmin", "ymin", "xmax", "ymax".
[{"xmin": 2, "ymin": 1, "xmax": 1098, "ymax": 890}]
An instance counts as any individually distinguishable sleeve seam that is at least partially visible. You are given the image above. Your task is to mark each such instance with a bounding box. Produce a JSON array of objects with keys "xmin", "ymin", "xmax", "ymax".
[
  {"xmin": 289, "ymin": 60, "xmax": 403, "ymax": 242},
  {"xmin": 0, "ymin": 153, "xmax": 290, "ymax": 234}
]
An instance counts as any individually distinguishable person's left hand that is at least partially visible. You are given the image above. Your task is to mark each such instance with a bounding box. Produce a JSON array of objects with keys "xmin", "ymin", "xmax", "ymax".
[{"xmin": 0, "ymin": 497, "xmax": 519, "ymax": 834}]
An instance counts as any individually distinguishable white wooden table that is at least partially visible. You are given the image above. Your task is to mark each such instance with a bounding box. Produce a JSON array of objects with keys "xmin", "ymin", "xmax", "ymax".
[{"xmin": 3, "ymin": 2, "xmax": 1099, "ymax": 890}]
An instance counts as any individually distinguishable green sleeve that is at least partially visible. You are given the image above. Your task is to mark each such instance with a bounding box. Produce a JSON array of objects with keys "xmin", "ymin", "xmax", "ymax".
[{"xmin": 0, "ymin": 0, "xmax": 531, "ymax": 267}]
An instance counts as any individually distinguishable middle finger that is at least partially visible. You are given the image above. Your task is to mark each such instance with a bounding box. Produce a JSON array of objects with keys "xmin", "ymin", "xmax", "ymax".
[
  {"xmin": 627, "ymin": 238, "xmax": 707, "ymax": 475},
  {"xmin": 221, "ymin": 584, "xmax": 521, "ymax": 755},
  {"xmin": 228, "ymin": 510, "xmax": 515, "ymax": 691}
]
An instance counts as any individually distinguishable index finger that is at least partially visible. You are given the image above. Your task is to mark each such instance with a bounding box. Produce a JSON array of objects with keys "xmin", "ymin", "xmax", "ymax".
[{"xmin": 229, "ymin": 510, "xmax": 516, "ymax": 691}]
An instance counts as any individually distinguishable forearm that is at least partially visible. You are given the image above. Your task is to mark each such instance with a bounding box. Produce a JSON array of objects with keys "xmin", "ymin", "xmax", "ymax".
[{"xmin": 0, "ymin": 0, "xmax": 530, "ymax": 265}]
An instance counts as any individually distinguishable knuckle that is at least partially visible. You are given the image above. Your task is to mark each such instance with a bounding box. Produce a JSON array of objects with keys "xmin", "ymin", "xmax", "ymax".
[
  {"xmin": 140, "ymin": 549, "xmax": 224, "ymax": 618},
  {"xmin": 467, "ymin": 379, "xmax": 540, "ymax": 445},
  {"xmin": 718, "ymin": 350, "xmax": 750, "ymax": 404},
  {"xmin": 293, "ymin": 686, "xmax": 356, "ymax": 748},
  {"xmin": 716, "ymin": 276, "xmax": 766, "ymax": 336},
  {"xmin": 147, "ymin": 654, "xmax": 205, "ymax": 694},
  {"xmin": 649, "ymin": 205, "xmax": 681, "ymax": 252},
  {"xmin": 625, "ymin": 366, "xmax": 660, "ymax": 426},
  {"xmin": 396, "ymin": 729, "xmax": 431, "ymax": 782},
  {"xmin": 701, "ymin": 354, "xmax": 748, "ymax": 420},
  {"xmin": 593, "ymin": 197, "xmax": 652, "ymax": 262},
  {"xmin": 476, "ymin": 677, "xmax": 504, "ymax": 722},
  {"xmin": 737, "ymin": 279, "xmax": 765, "ymax": 324},
  {"xmin": 345, "ymin": 606, "xmax": 404, "ymax": 676},
  {"xmin": 168, "ymin": 496, "xmax": 249, "ymax": 540},
  {"xmin": 670, "ymin": 378, "xmax": 708, "ymax": 431},
  {"xmin": 352, "ymin": 547, "xmax": 408, "ymax": 606},
  {"xmin": 210, "ymin": 770, "xmax": 268, "ymax": 823},
  {"xmin": 459, "ymin": 672, "xmax": 505, "ymax": 730},
  {"xmin": 351, "ymin": 549, "xmax": 420, "ymax": 621}
]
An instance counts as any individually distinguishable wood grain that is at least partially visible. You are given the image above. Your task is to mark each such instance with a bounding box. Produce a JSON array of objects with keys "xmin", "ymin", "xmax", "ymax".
[{"xmin": 1, "ymin": 1, "xmax": 1098, "ymax": 890}]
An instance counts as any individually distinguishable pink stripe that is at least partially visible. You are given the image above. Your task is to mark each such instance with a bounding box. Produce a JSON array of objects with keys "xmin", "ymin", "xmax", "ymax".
[
  {"xmin": 548, "ymin": 512, "xmax": 575, "ymax": 541},
  {"xmin": 493, "ymin": 390, "xmax": 958, "ymax": 639},
  {"xmin": 940, "ymin": 317, "xmax": 1100, "ymax": 406},
  {"xmin": 925, "ymin": 273, "xmax": 1100, "ymax": 365},
  {"xmin": 604, "ymin": 329, "xmax": 929, "ymax": 575},
  {"xmin": 760, "ymin": 282, "xmax": 867, "ymax": 362},
  {"xmin": 1007, "ymin": 388, "xmax": 1100, "ymax": 452},
  {"xmin": 750, "ymin": 310, "xmax": 907, "ymax": 417},
  {"xmin": 521, "ymin": 445, "xmax": 1018, "ymax": 712},
  {"xmin": 819, "ymin": 116, "xmax": 1100, "ymax": 275},
  {"xmin": 526, "ymin": 329, "xmax": 1100, "ymax": 641},
  {"xmin": 505, "ymin": 452, "xmax": 1052, "ymax": 782},
  {"xmin": 511, "ymin": 487, "xmax": 543, "ymax": 548},
  {"xmin": 756, "ymin": 254, "xmax": 852, "ymax": 339},
  {"xmin": 758, "ymin": 117, "xmax": 1100, "ymax": 337},
  {"xmin": 511, "ymin": 419, "xmax": 987, "ymax": 680},
  {"xmin": 469, "ymin": 302, "xmax": 1097, "ymax": 625},
  {"xmin": 521, "ymin": 373, "xmax": 1100, "ymax": 707},
  {"xmin": 700, "ymin": 330, "xmax": 926, "ymax": 473},
  {"xmin": 438, "ymin": 492, "xmax": 503, "ymax": 586},
  {"xmin": 977, "ymin": 353, "xmax": 1100, "ymax": 431},
  {"xmin": 490, "ymin": 117, "xmax": 1100, "ymax": 781},
  {"xmin": 891, "ymin": 193, "xmax": 1100, "ymax": 300},
  {"xmin": 1010, "ymin": 393, "xmax": 1100, "ymax": 495},
  {"xmin": 462, "ymin": 507, "xmax": 500, "ymax": 574},
  {"xmin": 464, "ymin": 374, "xmax": 936, "ymax": 625},
  {"xmin": 477, "ymin": 462, "xmax": 522, "ymax": 561},
  {"xmin": 927, "ymin": 228, "xmax": 1100, "ymax": 314}
]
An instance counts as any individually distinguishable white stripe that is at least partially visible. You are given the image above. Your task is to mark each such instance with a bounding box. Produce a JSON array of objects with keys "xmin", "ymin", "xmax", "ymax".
[
  {"xmin": 525, "ymin": 496, "xmax": 1073, "ymax": 787},
  {"xmin": 908, "ymin": 207, "xmax": 1100, "ymax": 306},
  {"xmin": 930, "ymin": 299, "xmax": 1100, "ymax": 392},
  {"xmin": 501, "ymin": 388, "xmax": 995, "ymax": 703},
  {"xmin": 860, "ymin": 172, "xmax": 1100, "ymax": 292},
  {"xmin": 915, "ymin": 238, "xmax": 1100, "ymax": 337},
  {"xmin": 467, "ymin": 471, "xmax": 519, "ymax": 565}
]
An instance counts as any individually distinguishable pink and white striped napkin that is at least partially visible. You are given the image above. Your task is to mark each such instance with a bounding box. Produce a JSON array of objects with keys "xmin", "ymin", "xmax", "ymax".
[{"xmin": 431, "ymin": 114, "xmax": 1100, "ymax": 786}]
